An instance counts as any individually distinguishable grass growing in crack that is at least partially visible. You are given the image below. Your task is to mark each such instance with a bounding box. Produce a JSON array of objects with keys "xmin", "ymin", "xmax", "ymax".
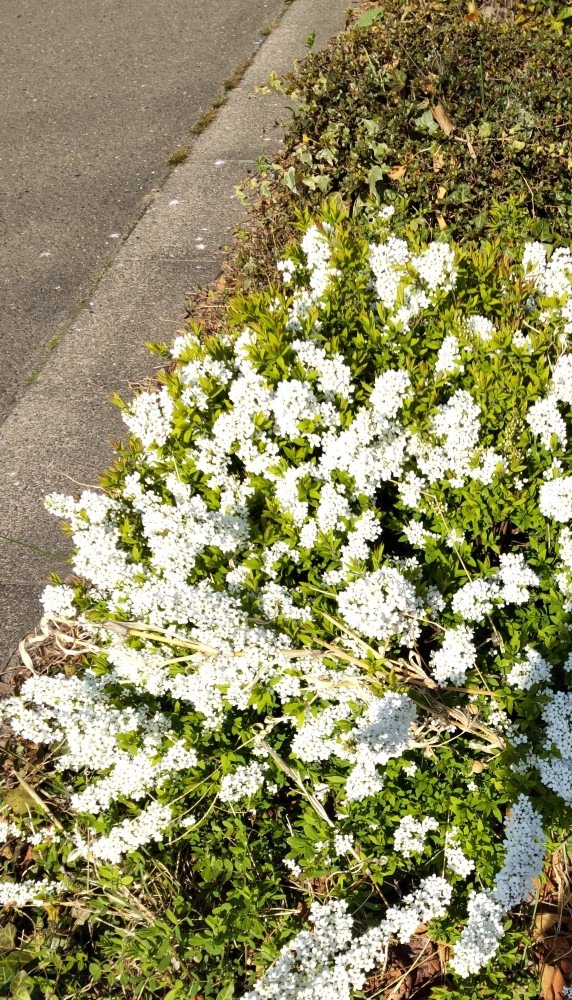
[
  {"xmin": 224, "ymin": 58, "xmax": 251, "ymax": 92},
  {"xmin": 188, "ymin": 57, "xmax": 252, "ymax": 140},
  {"xmin": 188, "ymin": 98, "xmax": 226, "ymax": 138},
  {"xmin": 166, "ymin": 145, "xmax": 191, "ymax": 166}
]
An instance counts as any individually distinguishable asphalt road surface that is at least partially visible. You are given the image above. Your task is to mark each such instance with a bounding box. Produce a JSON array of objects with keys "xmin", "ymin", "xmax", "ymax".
[{"xmin": 0, "ymin": 0, "xmax": 284, "ymax": 423}]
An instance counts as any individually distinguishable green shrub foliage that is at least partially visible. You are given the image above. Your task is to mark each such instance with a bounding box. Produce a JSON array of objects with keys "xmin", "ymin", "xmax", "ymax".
[
  {"xmin": 275, "ymin": 0, "xmax": 572, "ymax": 244},
  {"xmin": 3, "ymin": 202, "xmax": 572, "ymax": 997}
]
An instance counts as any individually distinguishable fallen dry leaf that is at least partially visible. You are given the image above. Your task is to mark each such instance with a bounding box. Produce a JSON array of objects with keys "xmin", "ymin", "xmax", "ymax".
[
  {"xmin": 550, "ymin": 964, "xmax": 566, "ymax": 999},
  {"xmin": 541, "ymin": 962, "xmax": 558, "ymax": 1000},
  {"xmin": 389, "ymin": 164, "xmax": 406, "ymax": 180},
  {"xmin": 432, "ymin": 152, "xmax": 445, "ymax": 172},
  {"xmin": 436, "ymin": 185, "xmax": 447, "ymax": 201},
  {"xmin": 431, "ymin": 103, "xmax": 455, "ymax": 136},
  {"xmin": 466, "ymin": 135, "xmax": 477, "ymax": 160},
  {"xmin": 534, "ymin": 911, "xmax": 560, "ymax": 940},
  {"xmin": 436, "ymin": 213, "xmax": 447, "ymax": 231}
]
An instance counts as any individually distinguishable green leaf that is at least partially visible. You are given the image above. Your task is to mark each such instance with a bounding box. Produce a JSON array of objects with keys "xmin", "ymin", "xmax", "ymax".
[
  {"xmin": 446, "ymin": 182, "xmax": 472, "ymax": 204},
  {"xmin": 556, "ymin": 5, "xmax": 572, "ymax": 19},
  {"xmin": 355, "ymin": 6, "xmax": 383, "ymax": 27},
  {"xmin": 282, "ymin": 166, "xmax": 298, "ymax": 192},
  {"xmin": 89, "ymin": 962, "xmax": 102, "ymax": 983},
  {"xmin": 367, "ymin": 165, "xmax": 387, "ymax": 195},
  {"xmin": 0, "ymin": 924, "xmax": 16, "ymax": 952},
  {"xmin": 10, "ymin": 972, "xmax": 33, "ymax": 1000},
  {"xmin": 413, "ymin": 110, "xmax": 440, "ymax": 135}
]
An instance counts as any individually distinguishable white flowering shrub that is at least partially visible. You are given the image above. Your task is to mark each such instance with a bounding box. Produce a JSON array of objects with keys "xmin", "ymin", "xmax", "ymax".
[{"xmin": 3, "ymin": 201, "xmax": 572, "ymax": 998}]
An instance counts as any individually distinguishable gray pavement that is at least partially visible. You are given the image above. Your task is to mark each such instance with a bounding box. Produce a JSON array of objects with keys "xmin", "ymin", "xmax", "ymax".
[
  {"xmin": 0, "ymin": 0, "xmax": 284, "ymax": 423},
  {"xmin": 0, "ymin": 0, "xmax": 350, "ymax": 669}
]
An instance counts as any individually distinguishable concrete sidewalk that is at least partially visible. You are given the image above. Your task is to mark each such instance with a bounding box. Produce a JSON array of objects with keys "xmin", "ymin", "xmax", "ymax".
[
  {"xmin": 0, "ymin": 0, "xmax": 285, "ymax": 424},
  {"xmin": 0, "ymin": 0, "xmax": 349, "ymax": 669}
]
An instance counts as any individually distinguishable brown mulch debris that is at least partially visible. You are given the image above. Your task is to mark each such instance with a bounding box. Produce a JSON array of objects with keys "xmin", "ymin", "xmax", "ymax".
[
  {"xmin": 364, "ymin": 931, "xmax": 449, "ymax": 999},
  {"xmin": 534, "ymin": 852, "xmax": 572, "ymax": 999}
]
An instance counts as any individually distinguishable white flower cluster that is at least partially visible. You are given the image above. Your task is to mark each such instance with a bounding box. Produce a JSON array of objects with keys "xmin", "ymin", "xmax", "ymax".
[
  {"xmin": 539, "ymin": 474, "xmax": 572, "ymax": 522},
  {"xmin": 369, "ymin": 235, "xmax": 410, "ymax": 309},
  {"xmin": 346, "ymin": 693, "xmax": 417, "ymax": 802},
  {"xmin": 493, "ymin": 795, "xmax": 544, "ymax": 910},
  {"xmin": 497, "ymin": 552, "xmax": 539, "ymax": 605},
  {"xmin": 122, "ymin": 386, "xmax": 174, "ymax": 451},
  {"xmin": 301, "ymin": 224, "xmax": 337, "ymax": 300},
  {"xmin": 337, "ymin": 567, "xmax": 423, "ymax": 647},
  {"xmin": 40, "ymin": 583, "xmax": 77, "ymax": 618},
  {"xmin": 45, "ymin": 490, "xmax": 138, "ymax": 598},
  {"xmin": 526, "ymin": 350, "xmax": 572, "ymax": 449},
  {"xmin": 0, "ymin": 878, "xmax": 64, "ymax": 907},
  {"xmin": 0, "ymin": 820, "xmax": 59, "ymax": 847},
  {"xmin": 283, "ymin": 224, "xmax": 338, "ymax": 331},
  {"xmin": 434, "ymin": 334, "xmax": 462, "ymax": 376},
  {"xmin": 179, "ymin": 355, "xmax": 233, "ymax": 411},
  {"xmin": 289, "ymin": 690, "xmax": 416, "ymax": 803},
  {"xmin": 449, "ymin": 891, "xmax": 505, "ymax": 978},
  {"xmin": 290, "ymin": 701, "xmax": 354, "ymax": 764},
  {"xmin": 523, "ymin": 242, "xmax": 572, "ymax": 300},
  {"xmin": 244, "ymin": 876, "xmax": 452, "ymax": 1000},
  {"xmin": 333, "ymin": 832, "xmax": 354, "ymax": 856},
  {"xmin": 1, "ymin": 672, "xmax": 161, "ymax": 772},
  {"xmin": 450, "ymin": 553, "xmax": 539, "ymax": 623},
  {"xmin": 76, "ymin": 801, "xmax": 173, "ymax": 864},
  {"xmin": 527, "ymin": 396, "xmax": 567, "ymax": 449},
  {"xmin": 451, "ymin": 577, "xmax": 497, "ymax": 622},
  {"xmin": 0, "ymin": 670, "xmax": 200, "ymax": 863},
  {"xmin": 410, "ymin": 389, "xmax": 503, "ymax": 490},
  {"xmin": 28, "ymin": 825, "xmax": 60, "ymax": 846},
  {"xmin": 293, "ymin": 340, "xmax": 353, "ymax": 401},
  {"xmin": 369, "ymin": 235, "xmax": 456, "ymax": 333},
  {"xmin": 284, "ymin": 857, "xmax": 302, "ymax": 877},
  {"xmin": 259, "ymin": 582, "xmax": 312, "ymax": 622},
  {"xmin": 445, "ymin": 828, "xmax": 474, "ymax": 878},
  {"xmin": 102, "ymin": 591, "xmax": 295, "ymax": 729},
  {"xmin": 451, "ymin": 795, "xmax": 544, "ymax": 977},
  {"xmin": 466, "ymin": 314, "xmax": 495, "ymax": 341},
  {"xmin": 506, "ymin": 647, "xmax": 551, "ymax": 690},
  {"xmin": 219, "ymin": 762, "xmax": 268, "ymax": 803},
  {"xmin": 403, "ymin": 519, "xmax": 438, "ymax": 548},
  {"xmin": 554, "ymin": 525, "xmax": 572, "ymax": 606},
  {"xmin": 0, "ymin": 819, "xmax": 20, "ymax": 842},
  {"xmin": 70, "ymin": 739, "xmax": 198, "ymax": 816},
  {"xmin": 512, "ymin": 329, "xmax": 532, "ymax": 351},
  {"xmin": 552, "ymin": 353, "xmax": 572, "ymax": 403},
  {"xmin": 393, "ymin": 814, "xmax": 438, "ymax": 858},
  {"xmin": 536, "ymin": 692, "xmax": 572, "ymax": 804},
  {"xmin": 429, "ymin": 625, "xmax": 477, "ymax": 685}
]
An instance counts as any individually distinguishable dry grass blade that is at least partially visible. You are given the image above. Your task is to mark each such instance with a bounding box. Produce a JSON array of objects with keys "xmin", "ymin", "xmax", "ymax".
[
  {"xmin": 13, "ymin": 770, "xmax": 65, "ymax": 832},
  {"xmin": 99, "ymin": 619, "xmax": 220, "ymax": 654},
  {"xmin": 259, "ymin": 740, "xmax": 335, "ymax": 828},
  {"xmin": 443, "ymin": 706, "xmax": 505, "ymax": 749},
  {"xmin": 431, "ymin": 103, "xmax": 456, "ymax": 136},
  {"xmin": 318, "ymin": 609, "xmax": 387, "ymax": 660},
  {"xmin": 17, "ymin": 635, "xmax": 38, "ymax": 674}
]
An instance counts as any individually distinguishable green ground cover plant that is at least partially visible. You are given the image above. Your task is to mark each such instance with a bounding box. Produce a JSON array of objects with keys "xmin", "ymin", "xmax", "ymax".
[
  {"xmin": 236, "ymin": 0, "xmax": 572, "ymax": 293},
  {"xmin": 3, "ymin": 199, "xmax": 572, "ymax": 998}
]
